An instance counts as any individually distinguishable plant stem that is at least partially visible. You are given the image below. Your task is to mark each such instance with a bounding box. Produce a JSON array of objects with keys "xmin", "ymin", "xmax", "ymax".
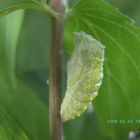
[
  {"xmin": 49, "ymin": 0, "xmax": 64, "ymax": 140},
  {"xmin": 41, "ymin": 4, "xmax": 59, "ymax": 18}
]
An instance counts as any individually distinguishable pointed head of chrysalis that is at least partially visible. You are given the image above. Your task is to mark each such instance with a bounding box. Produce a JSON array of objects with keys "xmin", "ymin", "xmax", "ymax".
[{"xmin": 61, "ymin": 31, "xmax": 105, "ymax": 121}]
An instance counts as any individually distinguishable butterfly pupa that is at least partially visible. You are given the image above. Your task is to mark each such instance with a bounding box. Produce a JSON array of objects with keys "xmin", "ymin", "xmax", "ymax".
[{"xmin": 61, "ymin": 31, "xmax": 105, "ymax": 121}]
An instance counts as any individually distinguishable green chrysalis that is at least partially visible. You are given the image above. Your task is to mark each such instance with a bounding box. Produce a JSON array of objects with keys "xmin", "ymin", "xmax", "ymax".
[{"xmin": 61, "ymin": 31, "xmax": 105, "ymax": 121}]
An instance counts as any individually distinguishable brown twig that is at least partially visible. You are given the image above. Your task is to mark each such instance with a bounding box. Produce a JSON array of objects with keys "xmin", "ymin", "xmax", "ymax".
[{"xmin": 49, "ymin": 0, "xmax": 64, "ymax": 140}]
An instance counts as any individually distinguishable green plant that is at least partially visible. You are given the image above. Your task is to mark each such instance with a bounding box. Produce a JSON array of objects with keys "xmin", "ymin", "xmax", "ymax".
[{"xmin": 0, "ymin": 0, "xmax": 140, "ymax": 140}]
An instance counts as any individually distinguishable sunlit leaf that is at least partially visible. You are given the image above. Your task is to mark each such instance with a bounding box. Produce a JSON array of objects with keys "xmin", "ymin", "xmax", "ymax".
[{"xmin": 64, "ymin": 0, "xmax": 140, "ymax": 139}]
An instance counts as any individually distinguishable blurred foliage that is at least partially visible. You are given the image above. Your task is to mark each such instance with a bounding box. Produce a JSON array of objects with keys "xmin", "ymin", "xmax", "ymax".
[
  {"xmin": 0, "ymin": 10, "xmax": 49, "ymax": 140},
  {"xmin": 0, "ymin": 0, "xmax": 140, "ymax": 140}
]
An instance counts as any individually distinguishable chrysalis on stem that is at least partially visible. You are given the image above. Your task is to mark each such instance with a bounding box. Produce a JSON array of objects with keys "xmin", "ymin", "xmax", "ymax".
[{"xmin": 61, "ymin": 31, "xmax": 105, "ymax": 121}]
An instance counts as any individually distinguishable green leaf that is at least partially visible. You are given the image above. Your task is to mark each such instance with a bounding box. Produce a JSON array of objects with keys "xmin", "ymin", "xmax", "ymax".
[
  {"xmin": 64, "ymin": 0, "xmax": 140, "ymax": 139},
  {"xmin": 15, "ymin": 10, "xmax": 50, "ymax": 103},
  {"xmin": 16, "ymin": 10, "xmax": 50, "ymax": 72},
  {"xmin": 0, "ymin": 0, "xmax": 40, "ymax": 15},
  {"xmin": 0, "ymin": 11, "xmax": 49, "ymax": 140},
  {"xmin": 0, "ymin": 106, "xmax": 29, "ymax": 140},
  {"xmin": 0, "ymin": 10, "xmax": 24, "ymax": 89},
  {"xmin": 0, "ymin": 0, "xmax": 57, "ymax": 18}
]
